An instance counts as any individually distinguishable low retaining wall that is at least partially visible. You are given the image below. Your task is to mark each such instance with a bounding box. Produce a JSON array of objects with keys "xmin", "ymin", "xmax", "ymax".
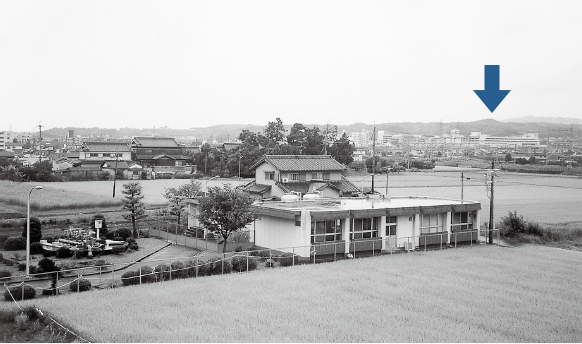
[{"xmin": 149, "ymin": 228, "xmax": 253, "ymax": 253}]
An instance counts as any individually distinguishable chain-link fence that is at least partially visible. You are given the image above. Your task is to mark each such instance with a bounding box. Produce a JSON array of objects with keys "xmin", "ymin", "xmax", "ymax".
[{"xmin": 2, "ymin": 229, "xmax": 500, "ymax": 300}]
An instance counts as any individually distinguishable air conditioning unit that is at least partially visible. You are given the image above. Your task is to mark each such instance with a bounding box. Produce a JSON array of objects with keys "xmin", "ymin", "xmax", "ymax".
[
  {"xmin": 404, "ymin": 242, "xmax": 415, "ymax": 251},
  {"xmin": 282, "ymin": 178, "xmax": 289, "ymax": 183}
]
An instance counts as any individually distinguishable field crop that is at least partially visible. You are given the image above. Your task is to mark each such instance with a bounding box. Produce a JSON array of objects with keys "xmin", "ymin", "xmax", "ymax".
[
  {"xmin": 0, "ymin": 179, "xmax": 248, "ymax": 210},
  {"xmin": 3, "ymin": 245, "xmax": 581, "ymax": 342},
  {"xmin": 347, "ymin": 172, "xmax": 582, "ymax": 225}
]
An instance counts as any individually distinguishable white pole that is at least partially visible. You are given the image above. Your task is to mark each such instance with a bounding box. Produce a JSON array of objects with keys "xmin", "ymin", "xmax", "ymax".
[{"xmin": 26, "ymin": 186, "xmax": 42, "ymax": 278}]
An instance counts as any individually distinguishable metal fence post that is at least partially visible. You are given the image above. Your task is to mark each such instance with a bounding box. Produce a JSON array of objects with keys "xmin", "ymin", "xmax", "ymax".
[
  {"xmin": 139, "ymin": 266, "xmax": 142, "ymax": 285},
  {"xmin": 455, "ymin": 232, "xmax": 457, "ymax": 248},
  {"xmin": 246, "ymin": 251, "xmax": 249, "ymax": 272},
  {"xmin": 440, "ymin": 234, "xmax": 443, "ymax": 250},
  {"xmin": 334, "ymin": 242, "xmax": 337, "ymax": 262},
  {"xmin": 222, "ymin": 253, "xmax": 225, "ymax": 275},
  {"xmin": 372, "ymin": 240, "xmax": 375, "ymax": 257},
  {"xmin": 292, "ymin": 247, "xmax": 295, "ymax": 266},
  {"xmin": 77, "ymin": 274, "xmax": 81, "ymax": 293},
  {"xmin": 169, "ymin": 259, "xmax": 172, "ymax": 281},
  {"xmin": 196, "ymin": 256, "xmax": 199, "ymax": 278},
  {"xmin": 470, "ymin": 231, "xmax": 473, "ymax": 247}
]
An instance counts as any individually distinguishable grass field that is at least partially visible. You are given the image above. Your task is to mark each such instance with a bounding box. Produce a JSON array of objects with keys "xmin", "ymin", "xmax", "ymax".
[
  {"xmin": 2, "ymin": 172, "xmax": 580, "ymax": 226},
  {"xmin": 2, "ymin": 245, "xmax": 581, "ymax": 342},
  {"xmin": 0, "ymin": 178, "xmax": 248, "ymax": 210},
  {"xmin": 347, "ymin": 171, "xmax": 582, "ymax": 226}
]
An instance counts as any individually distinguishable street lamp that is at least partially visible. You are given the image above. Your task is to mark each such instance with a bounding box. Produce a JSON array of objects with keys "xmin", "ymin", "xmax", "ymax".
[{"xmin": 26, "ymin": 186, "xmax": 43, "ymax": 277}]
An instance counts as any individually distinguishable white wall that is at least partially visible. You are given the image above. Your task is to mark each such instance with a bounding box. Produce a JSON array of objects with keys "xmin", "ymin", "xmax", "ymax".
[{"xmin": 254, "ymin": 214, "xmax": 310, "ymax": 256}]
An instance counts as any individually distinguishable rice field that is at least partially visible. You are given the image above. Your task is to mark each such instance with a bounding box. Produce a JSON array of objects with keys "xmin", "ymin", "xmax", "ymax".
[
  {"xmin": 0, "ymin": 179, "xmax": 249, "ymax": 211},
  {"xmin": 3, "ymin": 245, "xmax": 581, "ymax": 342},
  {"xmin": 347, "ymin": 172, "xmax": 582, "ymax": 226}
]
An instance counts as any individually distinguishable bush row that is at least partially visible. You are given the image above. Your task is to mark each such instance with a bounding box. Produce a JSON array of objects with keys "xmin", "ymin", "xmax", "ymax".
[{"xmin": 120, "ymin": 255, "xmax": 260, "ymax": 287}]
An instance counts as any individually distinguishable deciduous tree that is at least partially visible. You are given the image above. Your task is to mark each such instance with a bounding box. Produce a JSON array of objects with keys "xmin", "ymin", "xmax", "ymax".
[{"xmin": 197, "ymin": 184, "xmax": 255, "ymax": 253}]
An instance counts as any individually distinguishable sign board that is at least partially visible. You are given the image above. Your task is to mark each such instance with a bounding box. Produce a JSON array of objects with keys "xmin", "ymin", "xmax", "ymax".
[{"xmin": 95, "ymin": 220, "xmax": 103, "ymax": 229}]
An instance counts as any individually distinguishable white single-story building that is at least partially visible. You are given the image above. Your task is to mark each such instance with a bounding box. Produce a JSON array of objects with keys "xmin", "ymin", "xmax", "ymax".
[{"xmin": 187, "ymin": 195, "xmax": 481, "ymax": 257}]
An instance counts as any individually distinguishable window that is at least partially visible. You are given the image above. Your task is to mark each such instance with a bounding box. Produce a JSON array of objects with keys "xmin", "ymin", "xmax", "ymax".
[
  {"xmin": 312, "ymin": 172, "xmax": 319, "ymax": 179},
  {"xmin": 311, "ymin": 220, "xmax": 342, "ymax": 243},
  {"xmin": 265, "ymin": 171, "xmax": 275, "ymax": 180},
  {"xmin": 322, "ymin": 172, "xmax": 330, "ymax": 180},
  {"xmin": 420, "ymin": 214, "xmax": 444, "ymax": 234},
  {"xmin": 451, "ymin": 212, "xmax": 473, "ymax": 232},
  {"xmin": 89, "ymin": 153, "xmax": 99, "ymax": 158},
  {"xmin": 350, "ymin": 217, "xmax": 379, "ymax": 240},
  {"xmin": 386, "ymin": 216, "xmax": 397, "ymax": 236},
  {"xmin": 299, "ymin": 173, "xmax": 306, "ymax": 181},
  {"xmin": 295, "ymin": 215, "xmax": 301, "ymax": 226},
  {"xmin": 291, "ymin": 173, "xmax": 299, "ymax": 181}
]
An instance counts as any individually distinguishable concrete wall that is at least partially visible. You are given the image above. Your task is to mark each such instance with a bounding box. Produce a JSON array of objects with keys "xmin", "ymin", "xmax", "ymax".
[{"xmin": 253, "ymin": 214, "xmax": 310, "ymax": 256}]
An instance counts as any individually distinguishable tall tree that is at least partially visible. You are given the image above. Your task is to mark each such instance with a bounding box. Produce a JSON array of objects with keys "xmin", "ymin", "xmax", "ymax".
[
  {"xmin": 197, "ymin": 184, "xmax": 256, "ymax": 253},
  {"xmin": 163, "ymin": 180, "xmax": 202, "ymax": 228},
  {"xmin": 122, "ymin": 182, "xmax": 147, "ymax": 238},
  {"xmin": 328, "ymin": 133, "xmax": 355, "ymax": 165},
  {"xmin": 263, "ymin": 117, "xmax": 286, "ymax": 144}
]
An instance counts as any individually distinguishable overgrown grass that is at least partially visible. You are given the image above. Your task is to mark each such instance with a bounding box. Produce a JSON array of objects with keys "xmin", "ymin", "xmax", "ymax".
[
  {"xmin": 0, "ymin": 180, "xmax": 121, "ymax": 211},
  {"xmin": 0, "ymin": 306, "xmax": 80, "ymax": 342},
  {"xmin": 5, "ymin": 245, "xmax": 582, "ymax": 342}
]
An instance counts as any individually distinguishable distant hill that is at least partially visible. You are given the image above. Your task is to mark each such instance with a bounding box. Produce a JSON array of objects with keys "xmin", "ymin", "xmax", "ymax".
[
  {"xmin": 502, "ymin": 116, "xmax": 582, "ymax": 125},
  {"xmin": 40, "ymin": 119, "xmax": 581, "ymax": 143}
]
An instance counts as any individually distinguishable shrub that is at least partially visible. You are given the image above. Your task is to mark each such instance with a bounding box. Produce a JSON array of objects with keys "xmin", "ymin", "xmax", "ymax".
[
  {"xmin": 3, "ymin": 259, "xmax": 15, "ymax": 266},
  {"xmin": 525, "ymin": 222, "xmax": 543, "ymax": 236},
  {"xmin": 106, "ymin": 228, "xmax": 132, "ymax": 240},
  {"xmin": 42, "ymin": 288, "xmax": 58, "ymax": 296},
  {"xmin": 56, "ymin": 246, "xmax": 74, "ymax": 258},
  {"xmin": 111, "ymin": 245, "xmax": 126, "ymax": 255},
  {"xmin": 184, "ymin": 260, "xmax": 198, "ymax": 278},
  {"xmin": 208, "ymin": 257, "xmax": 232, "ymax": 275},
  {"xmin": 3, "ymin": 236, "xmax": 26, "ymax": 251},
  {"xmin": 94, "ymin": 259, "xmax": 108, "ymax": 267},
  {"xmin": 18, "ymin": 263, "xmax": 26, "ymax": 271},
  {"xmin": 30, "ymin": 242, "xmax": 44, "ymax": 255},
  {"xmin": 279, "ymin": 253, "xmax": 300, "ymax": 267},
  {"xmin": 121, "ymin": 271, "xmax": 139, "ymax": 286},
  {"xmin": 169, "ymin": 261, "xmax": 187, "ymax": 279},
  {"xmin": 126, "ymin": 237, "xmax": 136, "ymax": 244},
  {"xmin": 0, "ymin": 234, "xmax": 8, "ymax": 247},
  {"xmin": 231, "ymin": 255, "xmax": 257, "ymax": 272},
  {"xmin": 154, "ymin": 264, "xmax": 171, "ymax": 281},
  {"xmin": 0, "ymin": 252, "xmax": 3, "ymax": 261},
  {"xmin": 128, "ymin": 242, "xmax": 139, "ymax": 251},
  {"xmin": 137, "ymin": 266, "xmax": 156, "ymax": 283},
  {"xmin": 21, "ymin": 217, "xmax": 42, "ymax": 243},
  {"xmin": 196, "ymin": 261, "xmax": 210, "ymax": 277},
  {"xmin": 265, "ymin": 258, "xmax": 275, "ymax": 268},
  {"xmin": 0, "ymin": 270, "xmax": 11, "ymax": 280},
  {"xmin": 70, "ymin": 278, "xmax": 92, "ymax": 292},
  {"xmin": 113, "ymin": 237, "xmax": 123, "ymax": 241},
  {"xmin": 4, "ymin": 285, "xmax": 36, "ymax": 301},
  {"xmin": 139, "ymin": 229, "xmax": 150, "ymax": 238}
]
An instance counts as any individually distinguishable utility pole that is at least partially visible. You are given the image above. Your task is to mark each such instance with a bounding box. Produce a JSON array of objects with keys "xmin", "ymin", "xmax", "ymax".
[
  {"xmin": 37, "ymin": 124, "xmax": 43, "ymax": 164},
  {"xmin": 461, "ymin": 172, "xmax": 471, "ymax": 203},
  {"xmin": 488, "ymin": 161, "xmax": 495, "ymax": 245},
  {"xmin": 112, "ymin": 151, "xmax": 119, "ymax": 197},
  {"xmin": 371, "ymin": 126, "xmax": 376, "ymax": 193}
]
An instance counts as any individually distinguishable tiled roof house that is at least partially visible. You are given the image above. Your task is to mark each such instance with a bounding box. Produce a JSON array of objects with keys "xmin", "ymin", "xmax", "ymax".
[
  {"xmin": 243, "ymin": 155, "xmax": 360, "ymax": 199},
  {"xmin": 130, "ymin": 137, "xmax": 186, "ymax": 167}
]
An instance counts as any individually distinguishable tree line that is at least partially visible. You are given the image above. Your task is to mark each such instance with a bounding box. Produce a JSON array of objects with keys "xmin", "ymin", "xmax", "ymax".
[{"xmin": 188, "ymin": 118, "xmax": 355, "ymax": 177}]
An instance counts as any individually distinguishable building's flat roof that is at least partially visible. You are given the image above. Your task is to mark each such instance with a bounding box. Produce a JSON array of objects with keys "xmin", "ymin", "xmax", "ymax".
[
  {"xmin": 251, "ymin": 196, "xmax": 481, "ymax": 220},
  {"xmin": 255, "ymin": 196, "xmax": 476, "ymax": 211}
]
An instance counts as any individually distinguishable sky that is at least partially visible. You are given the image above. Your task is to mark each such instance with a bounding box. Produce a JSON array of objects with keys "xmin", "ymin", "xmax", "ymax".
[{"xmin": 1, "ymin": 0, "xmax": 582, "ymax": 132}]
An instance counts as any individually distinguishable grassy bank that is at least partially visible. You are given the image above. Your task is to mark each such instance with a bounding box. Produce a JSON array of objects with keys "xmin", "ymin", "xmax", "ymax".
[{"xmin": 3, "ymin": 245, "xmax": 581, "ymax": 342}]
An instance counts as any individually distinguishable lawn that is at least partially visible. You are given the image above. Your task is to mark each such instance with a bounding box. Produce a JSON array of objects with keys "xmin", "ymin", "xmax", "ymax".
[{"xmin": 3, "ymin": 245, "xmax": 581, "ymax": 342}]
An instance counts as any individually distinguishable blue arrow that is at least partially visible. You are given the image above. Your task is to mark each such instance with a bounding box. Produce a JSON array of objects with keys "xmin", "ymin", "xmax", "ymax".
[{"xmin": 474, "ymin": 65, "xmax": 510, "ymax": 112}]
